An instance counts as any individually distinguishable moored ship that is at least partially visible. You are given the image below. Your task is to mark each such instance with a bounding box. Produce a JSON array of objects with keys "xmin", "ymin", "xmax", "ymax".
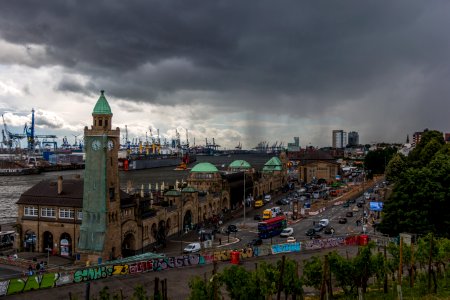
[{"xmin": 119, "ymin": 151, "xmax": 196, "ymax": 171}]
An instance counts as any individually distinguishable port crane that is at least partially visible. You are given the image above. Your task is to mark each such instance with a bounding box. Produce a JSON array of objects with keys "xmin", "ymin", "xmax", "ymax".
[
  {"xmin": 23, "ymin": 109, "xmax": 57, "ymax": 151},
  {"xmin": 2, "ymin": 109, "xmax": 57, "ymax": 152},
  {"xmin": 2, "ymin": 113, "xmax": 26, "ymax": 149}
]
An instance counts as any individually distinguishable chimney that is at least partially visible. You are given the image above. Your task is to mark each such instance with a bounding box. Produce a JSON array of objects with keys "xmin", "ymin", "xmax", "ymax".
[{"xmin": 57, "ymin": 176, "xmax": 63, "ymax": 195}]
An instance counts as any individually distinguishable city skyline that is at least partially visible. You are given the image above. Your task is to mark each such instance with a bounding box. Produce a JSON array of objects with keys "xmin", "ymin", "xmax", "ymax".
[{"xmin": 1, "ymin": 1, "xmax": 450, "ymax": 149}]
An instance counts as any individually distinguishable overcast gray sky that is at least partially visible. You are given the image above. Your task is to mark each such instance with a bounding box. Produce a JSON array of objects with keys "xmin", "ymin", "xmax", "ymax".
[{"xmin": 1, "ymin": 0, "xmax": 449, "ymax": 149}]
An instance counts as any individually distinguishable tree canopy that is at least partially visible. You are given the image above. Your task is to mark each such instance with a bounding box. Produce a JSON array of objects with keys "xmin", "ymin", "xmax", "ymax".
[{"xmin": 378, "ymin": 130, "xmax": 450, "ymax": 237}]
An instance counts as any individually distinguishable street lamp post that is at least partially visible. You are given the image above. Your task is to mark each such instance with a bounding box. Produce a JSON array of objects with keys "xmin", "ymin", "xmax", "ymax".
[{"xmin": 243, "ymin": 168, "xmax": 246, "ymax": 228}]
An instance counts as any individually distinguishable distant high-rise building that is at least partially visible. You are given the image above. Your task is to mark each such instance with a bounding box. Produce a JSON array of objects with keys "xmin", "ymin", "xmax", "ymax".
[
  {"xmin": 412, "ymin": 131, "xmax": 423, "ymax": 147},
  {"xmin": 287, "ymin": 137, "xmax": 300, "ymax": 151},
  {"xmin": 332, "ymin": 130, "xmax": 347, "ymax": 149},
  {"xmin": 347, "ymin": 131, "xmax": 359, "ymax": 147}
]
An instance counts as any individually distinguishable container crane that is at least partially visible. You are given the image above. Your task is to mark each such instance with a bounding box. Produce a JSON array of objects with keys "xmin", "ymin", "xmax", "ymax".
[{"xmin": 23, "ymin": 109, "xmax": 57, "ymax": 151}]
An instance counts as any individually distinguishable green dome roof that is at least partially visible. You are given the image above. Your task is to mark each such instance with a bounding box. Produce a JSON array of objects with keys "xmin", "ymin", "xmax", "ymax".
[
  {"xmin": 229, "ymin": 160, "xmax": 251, "ymax": 169},
  {"xmin": 264, "ymin": 156, "xmax": 282, "ymax": 166},
  {"xmin": 191, "ymin": 162, "xmax": 219, "ymax": 173},
  {"xmin": 165, "ymin": 190, "xmax": 181, "ymax": 196},
  {"xmin": 262, "ymin": 156, "xmax": 283, "ymax": 172},
  {"xmin": 182, "ymin": 186, "xmax": 197, "ymax": 193},
  {"xmin": 93, "ymin": 90, "xmax": 112, "ymax": 115}
]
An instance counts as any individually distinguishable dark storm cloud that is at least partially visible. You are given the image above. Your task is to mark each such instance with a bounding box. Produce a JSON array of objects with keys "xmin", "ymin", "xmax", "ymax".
[
  {"xmin": 56, "ymin": 77, "xmax": 96, "ymax": 96},
  {"xmin": 1, "ymin": 0, "xmax": 450, "ymax": 142}
]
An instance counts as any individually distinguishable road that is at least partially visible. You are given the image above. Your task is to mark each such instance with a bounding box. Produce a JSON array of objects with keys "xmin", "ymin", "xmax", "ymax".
[{"xmin": 201, "ymin": 186, "xmax": 379, "ymax": 248}]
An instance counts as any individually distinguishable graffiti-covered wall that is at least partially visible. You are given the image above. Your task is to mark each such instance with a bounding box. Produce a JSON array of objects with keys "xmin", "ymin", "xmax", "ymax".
[{"xmin": 0, "ymin": 235, "xmax": 365, "ymax": 297}]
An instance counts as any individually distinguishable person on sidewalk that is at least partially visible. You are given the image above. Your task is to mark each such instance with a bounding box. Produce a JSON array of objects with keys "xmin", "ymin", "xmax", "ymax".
[{"xmin": 28, "ymin": 265, "xmax": 34, "ymax": 276}]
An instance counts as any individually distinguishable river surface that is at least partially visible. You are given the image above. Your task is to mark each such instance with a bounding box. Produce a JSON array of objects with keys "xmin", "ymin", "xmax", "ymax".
[{"xmin": 0, "ymin": 153, "xmax": 273, "ymax": 225}]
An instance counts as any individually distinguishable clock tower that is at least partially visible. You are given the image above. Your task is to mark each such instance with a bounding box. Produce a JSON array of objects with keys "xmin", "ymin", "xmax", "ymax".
[{"xmin": 78, "ymin": 90, "xmax": 121, "ymax": 261}]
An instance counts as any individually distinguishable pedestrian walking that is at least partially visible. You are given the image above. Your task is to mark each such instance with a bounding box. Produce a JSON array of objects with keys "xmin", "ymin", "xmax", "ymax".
[{"xmin": 28, "ymin": 265, "xmax": 33, "ymax": 276}]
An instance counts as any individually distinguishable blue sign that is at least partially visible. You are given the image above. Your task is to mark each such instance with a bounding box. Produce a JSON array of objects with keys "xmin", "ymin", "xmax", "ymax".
[
  {"xmin": 271, "ymin": 242, "xmax": 301, "ymax": 254},
  {"xmin": 370, "ymin": 201, "xmax": 383, "ymax": 211}
]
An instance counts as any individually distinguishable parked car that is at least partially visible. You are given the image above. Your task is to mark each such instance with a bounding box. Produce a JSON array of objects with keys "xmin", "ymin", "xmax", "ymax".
[
  {"xmin": 253, "ymin": 214, "xmax": 262, "ymax": 221},
  {"xmin": 183, "ymin": 242, "xmax": 201, "ymax": 253},
  {"xmin": 318, "ymin": 219, "xmax": 329, "ymax": 227},
  {"xmin": 226, "ymin": 224, "xmax": 238, "ymax": 233},
  {"xmin": 352, "ymin": 206, "xmax": 359, "ymax": 212},
  {"xmin": 338, "ymin": 217, "xmax": 348, "ymax": 224},
  {"xmin": 280, "ymin": 227, "xmax": 294, "ymax": 237},
  {"xmin": 346, "ymin": 211, "xmax": 354, "ymax": 217},
  {"xmin": 247, "ymin": 238, "xmax": 263, "ymax": 247},
  {"xmin": 343, "ymin": 201, "xmax": 350, "ymax": 208},
  {"xmin": 286, "ymin": 236, "xmax": 297, "ymax": 243},
  {"xmin": 313, "ymin": 224, "xmax": 323, "ymax": 232},
  {"xmin": 306, "ymin": 228, "xmax": 315, "ymax": 236},
  {"xmin": 348, "ymin": 198, "xmax": 356, "ymax": 204}
]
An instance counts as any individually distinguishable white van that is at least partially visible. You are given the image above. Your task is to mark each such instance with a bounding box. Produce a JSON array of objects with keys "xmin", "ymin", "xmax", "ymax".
[
  {"xmin": 264, "ymin": 195, "xmax": 272, "ymax": 203},
  {"xmin": 318, "ymin": 219, "xmax": 329, "ymax": 227},
  {"xmin": 183, "ymin": 242, "xmax": 201, "ymax": 253}
]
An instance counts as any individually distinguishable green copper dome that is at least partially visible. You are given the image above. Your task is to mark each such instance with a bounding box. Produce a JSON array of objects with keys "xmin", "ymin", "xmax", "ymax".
[
  {"xmin": 92, "ymin": 90, "xmax": 112, "ymax": 115},
  {"xmin": 262, "ymin": 156, "xmax": 283, "ymax": 172},
  {"xmin": 229, "ymin": 160, "xmax": 251, "ymax": 169},
  {"xmin": 191, "ymin": 162, "xmax": 219, "ymax": 173}
]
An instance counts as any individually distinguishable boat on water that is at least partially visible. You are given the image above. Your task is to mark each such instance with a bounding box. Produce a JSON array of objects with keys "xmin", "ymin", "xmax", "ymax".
[
  {"xmin": 119, "ymin": 150, "xmax": 196, "ymax": 171},
  {"xmin": 0, "ymin": 159, "xmax": 41, "ymax": 176},
  {"xmin": 0, "ymin": 167, "xmax": 41, "ymax": 176}
]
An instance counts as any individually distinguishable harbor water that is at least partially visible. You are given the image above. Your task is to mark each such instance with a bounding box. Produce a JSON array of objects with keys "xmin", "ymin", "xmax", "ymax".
[{"xmin": 0, "ymin": 154, "xmax": 272, "ymax": 225}]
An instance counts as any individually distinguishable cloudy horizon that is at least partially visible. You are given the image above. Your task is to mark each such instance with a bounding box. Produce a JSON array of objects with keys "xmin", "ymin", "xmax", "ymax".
[{"xmin": 1, "ymin": 1, "xmax": 449, "ymax": 149}]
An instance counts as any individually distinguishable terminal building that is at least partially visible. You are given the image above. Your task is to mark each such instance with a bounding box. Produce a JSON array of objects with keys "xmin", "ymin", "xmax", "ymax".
[{"xmin": 16, "ymin": 91, "xmax": 288, "ymax": 262}]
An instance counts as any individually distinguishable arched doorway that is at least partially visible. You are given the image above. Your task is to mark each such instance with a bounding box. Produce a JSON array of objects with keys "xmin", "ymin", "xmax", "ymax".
[
  {"xmin": 43, "ymin": 231, "xmax": 53, "ymax": 253},
  {"xmin": 122, "ymin": 233, "xmax": 136, "ymax": 257},
  {"xmin": 183, "ymin": 210, "xmax": 192, "ymax": 231},
  {"xmin": 156, "ymin": 220, "xmax": 166, "ymax": 246},
  {"xmin": 59, "ymin": 233, "xmax": 72, "ymax": 257},
  {"xmin": 24, "ymin": 230, "xmax": 36, "ymax": 252},
  {"xmin": 222, "ymin": 197, "xmax": 228, "ymax": 211}
]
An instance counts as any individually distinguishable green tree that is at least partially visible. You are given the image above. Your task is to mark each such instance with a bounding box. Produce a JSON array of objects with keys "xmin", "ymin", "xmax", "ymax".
[
  {"xmin": 131, "ymin": 284, "xmax": 149, "ymax": 300},
  {"xmin": 302, "ymin": 255, "xmax": 323, "ymax": 290},
  {"xmin": 278, "ymin": 258, "xmax": 303, "ymax": 299},
  {"xmin": 188, "ymin": 276, "xmax": 215, "ymax": 300},
  {"xmin": 408, "ymin": 130, "xmax": 444, "ymax": 167},
  {"xmin": 257, "ymin": 262, "xmax": 279, "ymax": 297},
  {"xmin": 352, "ymin": 243, "xmax": 384, "ymax": 293},
  {"xmin": 220, "ymin": 265, "xmax": 253, "ymax": 299},
  {"xmin": 385, "ymin": 153, "xmax": 407, "ymax": 182},
  {"xmin": 328, "ymin": 251, "xmax": 356, "ymax": 295},
  {"xmin": 364, "ymin": 147, "xmax": 397, "ymax": 177}
]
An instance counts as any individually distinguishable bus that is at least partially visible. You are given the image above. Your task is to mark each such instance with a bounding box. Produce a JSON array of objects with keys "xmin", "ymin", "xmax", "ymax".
[
  {"xmin": 0, "ymin": 231, "xmax": 15, "ymax": 250},
  {"xmin": 258, "ymin": 216, "xmax": 287, "ymax": 239}
]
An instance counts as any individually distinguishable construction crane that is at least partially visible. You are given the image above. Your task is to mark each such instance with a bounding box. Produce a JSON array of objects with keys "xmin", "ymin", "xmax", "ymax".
[{"xmin": 23, "ymin": 109, "xmax": 57, "ymax": 151}]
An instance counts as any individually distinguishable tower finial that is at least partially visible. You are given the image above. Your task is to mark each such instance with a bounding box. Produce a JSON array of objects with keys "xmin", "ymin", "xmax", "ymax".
[{"xmin": 100, "ymin": 90, "xmax": 105, "ymax": 96}]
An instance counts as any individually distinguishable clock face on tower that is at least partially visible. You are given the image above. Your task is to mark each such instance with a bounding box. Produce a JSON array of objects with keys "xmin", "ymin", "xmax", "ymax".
[
  {"xmin": 91, "ymin": 139, "xmax": 101, "ymax": 151},
  {"xmin": 107, "ymin": 139, "xmax": 114, "ymax": 151}
]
